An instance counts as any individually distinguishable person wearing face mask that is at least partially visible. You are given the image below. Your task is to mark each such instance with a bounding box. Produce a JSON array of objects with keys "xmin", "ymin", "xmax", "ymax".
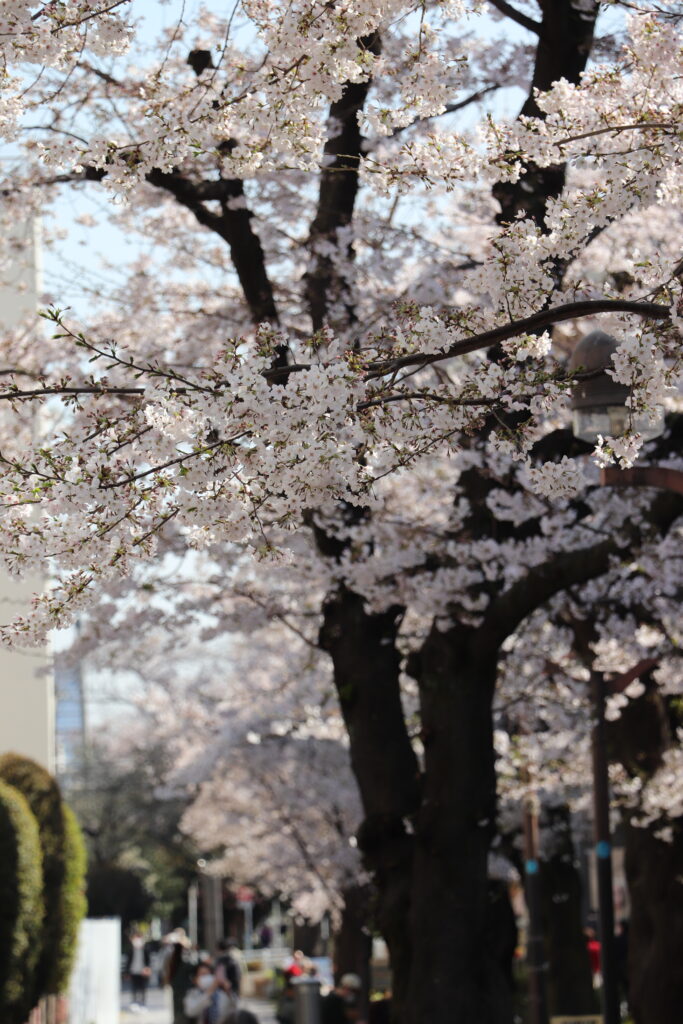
[
  {"xmin": 184, "ymin": 962, "xmax": 236, "ymax": 1024},
  {"xmin": 321, "ymin": 973, "xmax": 364, "ymax": 1024}
]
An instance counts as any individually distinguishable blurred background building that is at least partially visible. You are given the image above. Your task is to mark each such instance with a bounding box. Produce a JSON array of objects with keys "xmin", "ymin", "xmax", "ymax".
[{"xmin": 0, "ymin": 218, "xmax": 56, "ymax": 772}]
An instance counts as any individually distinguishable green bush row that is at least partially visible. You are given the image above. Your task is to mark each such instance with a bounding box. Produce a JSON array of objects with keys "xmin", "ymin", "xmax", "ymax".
[
  {"xmin": 0, "ymin": 754, "xmax": 88, "ymax": 1021},
  {"xmin": 0, "ymin": 779, "xmax": 44, "ymax": 1024}
]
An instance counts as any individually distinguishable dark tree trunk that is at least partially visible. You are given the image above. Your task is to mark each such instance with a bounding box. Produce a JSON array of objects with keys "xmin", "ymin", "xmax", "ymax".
[
  {"xmin": 624, "ymin": 821, "xmax": 683, "ymax": 1024},
  {"xmin": 333, "ymin": 885, "xmax": 374, "ymax": 1014},
  {"xmin": 493, "ymin": 0, "xmax": 598, "ymax": 228},
  {"xmin": 610, "ymin": 683, "xmax": 682, "ymax": 1024},
  {"xmin": 320, "ymin": 587, "xmax": 420, "ymax": 1022},
  {"xmin": 405, "ymin": 625, "xmax": 513, "ymax": 1024},
  {"xmin": 540, "ymin": 804, "xmax": 597, "ymax": 1016},
  {"xmin": 292, "ymin": 920, "xmax": 321, "ymax": 957}
]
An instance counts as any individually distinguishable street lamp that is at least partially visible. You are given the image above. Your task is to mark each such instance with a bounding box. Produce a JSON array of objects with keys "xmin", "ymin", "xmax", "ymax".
[{"xmin": 568, "ymin": 329, "xmax": 665, "ymax": 443}]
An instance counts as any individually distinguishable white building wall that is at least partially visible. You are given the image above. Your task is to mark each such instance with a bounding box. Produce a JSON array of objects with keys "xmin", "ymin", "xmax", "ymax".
[{"xmin": 0, "ymin": 219, "xmax": 55, "ymax": 772}]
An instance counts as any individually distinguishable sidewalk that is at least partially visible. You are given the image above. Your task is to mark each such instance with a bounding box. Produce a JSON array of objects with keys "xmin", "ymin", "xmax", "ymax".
[{"xmin": 120, "ymin": 985, "xmax": 277, "ymax": 1024}]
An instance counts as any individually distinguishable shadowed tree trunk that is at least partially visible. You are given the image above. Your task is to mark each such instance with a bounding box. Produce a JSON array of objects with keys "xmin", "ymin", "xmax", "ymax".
[
  {"xmin": 540, "ymin": 804, "xmax": 597, "ymax": 1016},
  {"xmin": 609, "ymin": 676, "xmax": 683, "ymax": 1024},
  {"xmin": 320, "ymin": 587, "xmax": 419, "ymax": 1022},
  {"xmin": 624, "ymin": 821, "xmax": 683, "ymax": 1024},
  {"xmin": 404, "ymin": 627, "xmax": 513, "ymax": 1024},
  {"xmin": 493, "ymin": 0, "xmax": 598, "ymax": 228},
  {"xmin": 334, "ymin": 885, "xmax": 374, "ymax": 1015}
]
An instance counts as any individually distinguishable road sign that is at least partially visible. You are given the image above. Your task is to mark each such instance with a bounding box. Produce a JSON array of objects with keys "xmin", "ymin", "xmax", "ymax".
[{"xmin": 236, "ymin": 885, "xmax": 254, "ymax": 904}]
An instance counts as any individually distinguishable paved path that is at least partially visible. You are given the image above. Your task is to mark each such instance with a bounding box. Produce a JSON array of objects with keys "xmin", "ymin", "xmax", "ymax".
[{"xmin": 120, "ymin": 985, "xmax": 276, "ymax": 1024}]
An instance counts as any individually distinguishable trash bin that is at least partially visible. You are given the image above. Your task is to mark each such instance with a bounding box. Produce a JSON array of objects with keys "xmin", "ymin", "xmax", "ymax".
[{"xmin": 294, "ymin": 976, "xmax": 321, "ymax": 1024}]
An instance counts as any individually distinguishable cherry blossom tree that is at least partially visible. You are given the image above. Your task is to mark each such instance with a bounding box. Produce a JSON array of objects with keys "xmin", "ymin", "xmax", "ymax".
[{"xmin": 0, "ymin": 2, "xmax": 682, "ymax": 1022}]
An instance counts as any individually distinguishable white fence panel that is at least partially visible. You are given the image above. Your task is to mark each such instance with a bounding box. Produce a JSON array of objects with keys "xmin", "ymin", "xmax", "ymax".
[{"xmin": 68, "ymin": 918, "xmax": 121, "ymax": 1024}]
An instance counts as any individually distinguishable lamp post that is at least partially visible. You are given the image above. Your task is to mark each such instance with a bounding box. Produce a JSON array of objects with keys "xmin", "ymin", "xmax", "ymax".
[
  {"xmin": 567, "ymin": 330, "xmax": 665, "ymax": 444},
  {"xmin": 569, "ymin": 330, "xmax": 677, "ymax": 1024}
]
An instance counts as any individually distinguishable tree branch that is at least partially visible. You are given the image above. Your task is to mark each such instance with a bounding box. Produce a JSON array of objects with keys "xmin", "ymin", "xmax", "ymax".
[
  {"xmin": 1, "ymin": 296, "xmax": 669, "ymax": 403},
  {"xmin": 145, "ymin": 168, "xmax": 279, "ymax": 327},
  {"xmin": 381, "ymin": 85, "xmax": 500, "ymax": 143},
  {"xmin": 364, "ymin": 298, "xmax": 671, "ymax": 377},
  {"xmin": 10, "ymin": 160, "xmax": 279, "ymax": 329},
  {"xmin": 304, "ymin": 33, "xmax": 381, "ymax": 333},
  {"xmin": 488, "ymin": 0, "xmax": 541, "ymax": 34},
  {"xmin": 486, "ymin": 489, "xmax": 683, "ymax": 645}
]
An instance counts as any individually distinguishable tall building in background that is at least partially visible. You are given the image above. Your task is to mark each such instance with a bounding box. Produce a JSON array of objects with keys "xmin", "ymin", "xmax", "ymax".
[
  {"xmin": 54, "ymin": 653, "xmax": 87, "ymax": 789},
  {"xmin": 0, "ymin": 219, "xmax": 56, "ymax": 772}
]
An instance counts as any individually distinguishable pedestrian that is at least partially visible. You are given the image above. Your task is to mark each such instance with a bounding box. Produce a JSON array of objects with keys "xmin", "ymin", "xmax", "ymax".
[
  {"xmin": 584, "ymin": 926, "xmax": 602, "ymax": 989},
  {"xmin": 184, "ymin": 961, "xmax": 237, "ymax": 1024},
  {"xmin": 321, "ymin": 973, "xmax": 364, "ymax": 1024},
  {"xmin": 284, "ymin": 950, "xmax": 305, "ymax": 977},
  {"xmin": 126, "ymin": 929, "xmax": 152, "ymax": 1009},
  {"xmin": 165, "ymin": 931, "xmax": 195, "ymax": 1024},
  {"xmin": 216, "ymin": 938, "xmax": 242, "ymax": 998},
  {"xmin": 258, "ymin": 924, "xmax": 273, "ymax": 949},
  {"xmin": 275, "ymin": 973, "xmax": 296, "ymax": 1024}
]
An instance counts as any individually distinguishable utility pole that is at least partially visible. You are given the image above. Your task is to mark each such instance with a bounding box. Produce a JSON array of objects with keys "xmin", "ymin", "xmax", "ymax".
[
  {"xmin": 590, "ymin": 670, "xmax": 619, "ymax": 1024},
  {"xmin": 523, "ymin": 781, "xmax": 549, "ymax": 1024}
]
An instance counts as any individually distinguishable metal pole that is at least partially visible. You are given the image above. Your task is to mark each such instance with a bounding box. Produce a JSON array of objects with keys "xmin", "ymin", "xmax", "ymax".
[
  {"xmin": 294, "ymin": 977, "xmax": 321, "ymax": 1024},
  {"xmin": 245, "ymin": 901, "xmax": 254, "ymax": 953},
  {"xmin": 213, "ymin": 875, "xmax": 224, "ymax": 945},
  {"xmin": 202, "ymin": 874, "xmax": 223, "ymax": 952},
  {"xmin": 522, "ymin": 788, "xmax": 549, "ymax": 1024},
  {"xmin": 188, "ymin": 882, "xmax": 199, "ymax": 948},
  {"xmin": 590, "ymin": 670, "xmax": 620, "ymax": 1024}
]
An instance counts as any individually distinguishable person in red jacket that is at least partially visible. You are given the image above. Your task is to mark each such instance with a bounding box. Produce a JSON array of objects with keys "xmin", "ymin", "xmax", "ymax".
[{"xmin": 584, "ymin": 927, "xmax": 602, "ymax": 988}]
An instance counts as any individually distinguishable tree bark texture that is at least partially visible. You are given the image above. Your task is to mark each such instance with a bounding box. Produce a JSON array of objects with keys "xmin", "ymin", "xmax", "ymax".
[
  {"xmin": 319, "ymin": 587, "xmax": 419, "ymax": 1022},
  {"xmin": 624, "ymin": 821, "xmax": 683, "ymax": 1024},
  {"xmin": 493, "ymin": 0, "xmax": 598, "ymax": 227},
  {"xmin": 405, "ymin": 625, "xmax": 513, "ymax": 1024},
  {"xmin": 540, "ymin": 805, "xmax": 597, "ymax": 1016},
  {"xmin": 610, "ymin": 683, "xmax": 683, "ymax": 1024},
  {"xmin": 305, "ymin": 33, "xmax": 381, "ymax": 332},
  {"xmin": 334, "ymin": 885, "xmax": 374, "ymax": 1015}
]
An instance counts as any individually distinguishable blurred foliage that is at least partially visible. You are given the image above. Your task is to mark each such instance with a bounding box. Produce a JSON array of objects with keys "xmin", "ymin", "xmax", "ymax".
[
  {"xmin": 68, "ymin": 739, "xmax": 199, "ymax": 928},
  {"xmin": 87, "ymin": 862, "xmax": 152, "ymax": 928},
  {"xmin": 0, "ymin": 779, "xmax": 44, "ymax": 1024},
  {"xmin": 0, "ymin": 754, "xmax": 88, "ymax": 1004},
  {"xmin": 54, "ymin": 804, "xmax": 88, "ymax": 993},
  {"xmin": 0, "ymin": 754, "xmax": 66, "ymax": 998}
]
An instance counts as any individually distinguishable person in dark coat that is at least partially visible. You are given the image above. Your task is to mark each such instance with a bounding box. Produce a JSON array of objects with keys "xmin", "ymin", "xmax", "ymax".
[
  {"xmin": 216, "ymin": 938, "xmax": 242, "ymax": 998},
  {"xmin": 321, "ymin": 973, "xmax": 363, "ymax": 1024},
  {"xmin": 165, "ymin": 932, "xmax": 195, "ymax": 1024}
]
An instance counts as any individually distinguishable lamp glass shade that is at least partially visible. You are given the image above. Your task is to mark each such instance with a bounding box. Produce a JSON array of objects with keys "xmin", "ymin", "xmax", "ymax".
[{"xmin": 572, "ymin": 404, "xmax": 665, "ymax": 444}]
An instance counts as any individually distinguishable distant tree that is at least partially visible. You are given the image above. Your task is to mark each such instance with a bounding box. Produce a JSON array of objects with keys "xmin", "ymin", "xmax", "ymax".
[
  {"xmin": 71, "ymin": 739, "xmax": 198, "ymax": 927},
  {"xmin": 86, "ymin": 864, "xmax": 152, "ymax": 931}
]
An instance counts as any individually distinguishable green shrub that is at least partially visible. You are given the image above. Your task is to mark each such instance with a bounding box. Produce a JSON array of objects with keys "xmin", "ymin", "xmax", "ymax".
[
  {"xmin": 0, "ymin": 779, "xmax": 44, "ymax": 1024},
  {"xmin": 0, "ymin": 753, "xmax": 66, "ymax": 998},
  {"xmin": 0, "ymin": 756, "xmax": 89, "ymax": 997},
  {"xmin": 54, "ymin": 803, "xmax": 88, "ymax": 992}
]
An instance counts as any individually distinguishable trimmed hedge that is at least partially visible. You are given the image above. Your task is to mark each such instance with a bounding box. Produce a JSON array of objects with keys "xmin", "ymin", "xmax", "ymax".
[
  {"xmin": 0, "ymin": 753, "xmax": 65, "ymax": 998},
  {"xmin": 0, "ymin": 779, "xmax": 44, "ymax": 1024},
  {"xmin": 0, "ymin": 755, "xmax": 88, "ymax": 999},
  {"xmin": 54, "ymin": 802, "xmax": 88, "ymax": 993}
]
